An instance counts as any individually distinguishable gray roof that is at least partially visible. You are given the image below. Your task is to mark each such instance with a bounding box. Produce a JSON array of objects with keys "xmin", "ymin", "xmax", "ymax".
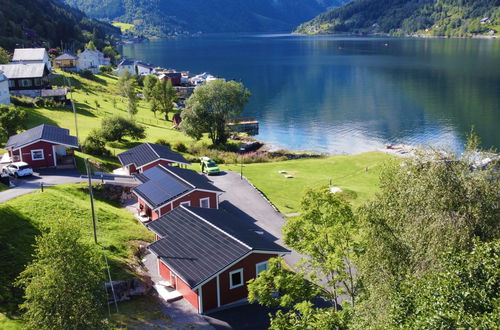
[
  {"xmin": 133, "ymin": 165, "xmax": 222, "ymax": 208},
  {"xmin": 40, "ymin": 88, "xmax": 67, "ymax": 97},
  {"xmin": 5, "ymin": 124, "xmax": 78, "ymax": 150},
  {"xmin": 0, "ymin": 63, "xmax": 48, "ymax": 79},
  {"xmin": 12, "ymin": 48, "xmax": 46, "ymax": 62},
  {"xmin": 54, "ymin": 53, "xmax": 78, "ymax": 61},
  {"xmin": 117, "ymin": 142, "xmax": 190, "ymax": 168},
  {"xmin": 118, "ymin": 59, "xmax": 135, "ymax": 66},
  {"xmin": 147, "ymin": 206, "xmax": 289, "ymax": 288}
]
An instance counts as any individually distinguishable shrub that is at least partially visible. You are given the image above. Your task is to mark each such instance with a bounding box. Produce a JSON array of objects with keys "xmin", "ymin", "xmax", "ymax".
[
  {"xmin": 10, "ymin": 95, "xmax": 35, "ymax": 107},
  {"xmin": 155, "ymin": 139, "xmax": 171, "ymax": 147},
  {"xmin": 99, "ymin": 65, "xmax": 113, "ymax": 73},
  {"xmin": 79, "ymin": 69, "xmax": 94, "ymax": 80},
  {"xmin": 99, "ymin": 116, "xmax": 146, "ymax": 142},
  {"xmin": 172, "ymin": 141, "xmax": 187, "ymax": 153},
  {"xmin": 81, "ymin": 129, "xmax": 111, "ymax": 156}
]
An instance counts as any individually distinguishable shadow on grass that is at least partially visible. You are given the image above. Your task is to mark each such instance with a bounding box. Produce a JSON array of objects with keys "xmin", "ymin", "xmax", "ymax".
[
  {"xmin": 108, "ymin": 140, "xmax": 144, "ymax": 150},
  {"xmin": 24, "ymin": 108, "xmax": 61, "ymax": 128},
  {"xmin": 0, "ymin": 206, "xmax": 41, "ymax": 316}
]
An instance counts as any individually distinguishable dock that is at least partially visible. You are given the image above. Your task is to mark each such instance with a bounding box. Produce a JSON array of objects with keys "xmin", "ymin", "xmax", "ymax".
[{"xmin": 227, "ymin": 117, "xmax": 259, "ymax": 135}]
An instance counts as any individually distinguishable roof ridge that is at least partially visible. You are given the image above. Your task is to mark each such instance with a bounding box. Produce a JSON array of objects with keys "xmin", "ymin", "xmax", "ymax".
[
  {"xmin": 159, "ymin": 164, "xmax": 196, "ymax": 189},
  {"xmin": 182, "ymin": 206, "xmax": 252, "ymax": 250},
  {"xmin": 145, "ymin": 142, "xmax": 161, "ymax": 158}
]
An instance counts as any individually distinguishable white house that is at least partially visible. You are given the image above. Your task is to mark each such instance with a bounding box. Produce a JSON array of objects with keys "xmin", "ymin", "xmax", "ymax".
[
  {"xmin": 77, "ymin": 49, "xmax": 106, "ymax": 73},
  {"xmin": 114, "ymin": 59, "xmax": 135, "ymax": 76},
  {"xmin": 136, "ymin": 61, "xmax": 156, "ymax": 75},
  {"xmin": 11, "ymin": 48, "xmax": 51, "ymax": 70},
  {"xmin": 0, "ymin": 70, "xmax": 10, "ymax": 105}
]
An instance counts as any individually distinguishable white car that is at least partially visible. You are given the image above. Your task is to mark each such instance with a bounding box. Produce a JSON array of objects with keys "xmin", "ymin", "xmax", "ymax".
[{"xmin": 2, "ymin": 162, "xmax": 34, "ymax": 178}]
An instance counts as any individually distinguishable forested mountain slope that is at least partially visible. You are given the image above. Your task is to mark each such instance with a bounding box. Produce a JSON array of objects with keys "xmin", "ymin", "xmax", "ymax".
[
  {"xmin": 63, "ymin": 0, "xmax": 351, "ymax": 36},
  {"xmin": 0, "ymin": 0, "xmax": 119, "ymax": 50},
  {"xmin": 296, "ymin": 0, "xmax": 500, "ymax": 37}
]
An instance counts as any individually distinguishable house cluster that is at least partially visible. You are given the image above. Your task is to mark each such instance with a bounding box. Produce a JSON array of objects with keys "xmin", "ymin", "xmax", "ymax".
[
  {"xmin": 115, "ymin": 142, "xmax": 289, "ymax": 314},
  {"xmin": 114, "ymin": 58, "xmax": 218, "ymax": 88},
  {"xmin": 52, "ymin": 48, "xmax": 110, "ymax": 73}
]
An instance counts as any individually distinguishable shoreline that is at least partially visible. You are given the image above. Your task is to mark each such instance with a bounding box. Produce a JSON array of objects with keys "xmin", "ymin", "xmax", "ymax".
[{"xmin": 292, "ymin": 32, "xmax": 498, "ymax": 40}]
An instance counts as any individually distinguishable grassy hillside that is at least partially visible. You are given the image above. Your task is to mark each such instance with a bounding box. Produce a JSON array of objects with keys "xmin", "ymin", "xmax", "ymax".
[
  {"xmin": 223, "ymin": 151, "xmax": 394, "ymax": 213},
  {"xmin": 296, "ymin": 0, "xmax": 500, "ymax": 37},
  {"xmin": 0, "ymin": 0, "xmax": 119, "ymax": 51},
  {"xmin": 64, "ymin": 0, "xmax": 350, "ymax": 37}
]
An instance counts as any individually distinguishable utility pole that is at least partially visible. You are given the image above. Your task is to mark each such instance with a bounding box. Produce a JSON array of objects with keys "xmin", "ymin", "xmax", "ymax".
[
  {"xmin": 84, "ymin": 158, "xmax": 98, "ymax": 244},
  {"xmin": 66, "ymin": 77, "xmax": 79, "ymax": 145}
]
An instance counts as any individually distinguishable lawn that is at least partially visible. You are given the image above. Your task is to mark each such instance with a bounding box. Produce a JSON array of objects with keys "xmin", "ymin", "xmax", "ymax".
[
  {"xmin": 223, "ymin": 151, "xmax": 395, "ymax": 213},
  {"xmin": 0, "ymin": 183, "xmax": 154, "ymax": 318},
  {"xmin": 112, "ymin": 22, "xmax": 135, "ymax": 33}
]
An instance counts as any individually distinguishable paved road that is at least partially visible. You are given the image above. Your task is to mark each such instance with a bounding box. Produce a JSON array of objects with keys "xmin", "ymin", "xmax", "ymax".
[
  {"xmin": 208, "ymin": 171, "xmax": 303, "ymax": 269},
  {"xmin": 0, "ymin": 169, "xmax": 84, "ymax": 203}
]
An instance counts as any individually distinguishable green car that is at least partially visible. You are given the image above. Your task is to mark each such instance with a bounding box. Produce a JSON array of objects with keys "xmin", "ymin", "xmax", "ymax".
[{"xmin": 200, "ymin": 157, "xmax": 221, "ymax": 175}]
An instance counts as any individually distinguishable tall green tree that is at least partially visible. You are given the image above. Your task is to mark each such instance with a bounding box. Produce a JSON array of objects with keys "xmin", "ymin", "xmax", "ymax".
[
  {"xmin": 143, "ymin": 74, "xmax": 158, "ymax": 102},
  {"xmin": 98, "ymin": 116, "xmax": 146, "ymax": 142},
  {"xmin": 0, "ymin": 47, "xmax": 10, "ymax": 64},
  {"xmin": 86, "ymin": 40, "xmax": 97, "ymax": 51},
  {"xmin": 151, "ymin": 79, "xmax": 177, "ymax": 121},
  {"xmin": 117, "ymin": 70, "xmax": 138, "ymax": 117},
  {"xmin": 354, "ymin": 147, "xmax": 500, "ymax": 328},
  {"xmin": 16, "ymin": 221, "xmax": 107, "ymax": 330},
  {"xmin": 0, "ymin": 105, "xmax": 27, "ymax": 141},
  {"xmin": 181, "ymin": 79, "xmax": 250, "ymax": 145}
]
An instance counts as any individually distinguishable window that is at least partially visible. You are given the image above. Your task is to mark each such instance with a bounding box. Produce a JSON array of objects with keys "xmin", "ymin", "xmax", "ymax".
[
  {"xmin": 229, "ymin": 268, "xmax": 244, "ymax": 289},
  {"xmin": 34, "ymin": 78, "xmax": 42, "ymax": 87},
  {"xmin": 20, "ymin": 79, "xmax": 32, "ymax": 87},
  {"xmin": 8, "ymin": 80, "xmax": 15, "ymax": 88},
  {"xmin": 256, "ymin": 261, "xmax": 268, "ymax": 276},
  {"xmin": 200, "ymin": 197, "xmax": 210, "ymax": 208},
  {"xmin": 31, "ymin": 149, "xmax": 44, "ymax": 161},
  {"xmin": 180, "ymin": 201, "xmax": 191, "ymax": 207}
]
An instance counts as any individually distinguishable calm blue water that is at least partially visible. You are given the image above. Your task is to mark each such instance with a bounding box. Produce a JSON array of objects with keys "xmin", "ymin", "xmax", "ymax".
[{"xmin": 122, "ymin": 34, "xmax": 500, "ymax": 154}]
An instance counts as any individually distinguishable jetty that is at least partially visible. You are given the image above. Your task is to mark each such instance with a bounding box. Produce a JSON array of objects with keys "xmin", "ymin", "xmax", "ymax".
[{"xmin": 227, "ymin": 117, "xmax": 259, "ymax": 135}]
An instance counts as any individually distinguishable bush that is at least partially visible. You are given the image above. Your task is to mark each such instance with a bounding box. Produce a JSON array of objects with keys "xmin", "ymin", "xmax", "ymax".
[
  {"xmin": 79, "ymin": 69, "xmax": 94, "ymax": 80},
  {"xmin": 172, "ymin": 141, "xmax": 187, "ymax": 153},
  {"xmin": 99, "ymin": 116, "xmax": 146, "ymax": 142},
  {"xmin": 99, "ymin": 65, "xmax": 113, "ymax": 73},
  {"xmin": 10, "ymin": 95, "xmax": 35, "ymax": 107},
  {"xmin": 155, "ymin": 139, "xmax": 171, "ymax": 147},
  {"xmin": 34, "ymin": 98, "xmax": 63, "ymax": 108},
  {"xmin": 81, "ymin": 130, "xmax": 111, "ymax": 157}
]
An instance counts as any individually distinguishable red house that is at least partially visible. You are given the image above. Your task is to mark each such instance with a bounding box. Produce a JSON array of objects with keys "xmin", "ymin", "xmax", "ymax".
[
  {"xmin": 133, "ymin": 165, "xmax": 223, "ymax": 221},
  {"xmin": 117, "ymin": 142, "xmax": 190, "ymax": 175},
  {"xmin": 147, "ymin": 206, "xmax": 290, "ymax": 314},
  {"xmin": 4, "ymin": 124, "xmax": 78, "ymax": 168}
]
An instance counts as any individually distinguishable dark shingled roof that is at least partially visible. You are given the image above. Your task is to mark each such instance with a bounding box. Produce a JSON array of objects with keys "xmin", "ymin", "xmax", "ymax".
[
  {"xmin": 132, "ymin": 165, "xmax": 222, "ymax": 208},
  {"xmin": 117, "ymin": 143, "xmax": 190, "ymax": 169},
  {"xmin": 4, "ymin": 124, "xmax": 78, "ymax": 150},
  {"xmin": 147, "ymin": 206, "xmax": 289, "ymax": 288}
]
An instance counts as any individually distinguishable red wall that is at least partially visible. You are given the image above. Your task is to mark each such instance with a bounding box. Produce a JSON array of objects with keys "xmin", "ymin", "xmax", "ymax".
[
  {"xmin": 141, "ymin": 159, "xmax": 173, "ymax": 172},
  {"xmin": 158, "ymin": 260, "xmax": 199, "ymax": 311},
  {"xmin": 17, "ymin": 141, "xmax": 58, "ymax": 168},
  {"xmin": 127, "ymin": 164, "xmax": 137, "ymax": 174},
  {"xmin": 219, "ymin": 253, "xmax": 278, "ymax": 306},
  {"xmin": 159, "ymin": 259, "xmax": 171, "ymax": 281},
  {"xmin": 171, "ymin": 191, "xmax": 218, "ymax": 210},
  {"xmin": 201, "ymin": 278, "xmax": 218, "ymax": 312}
]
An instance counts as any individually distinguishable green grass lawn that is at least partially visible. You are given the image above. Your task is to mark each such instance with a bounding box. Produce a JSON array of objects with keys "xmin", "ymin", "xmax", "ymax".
[
  {"xmin": 112, "ymin": 22, "xmax": 135, "ymax": 33},
  {"xmin": 0, "ymin": 183, "xmax": 154, "ymax": 318},
  {"xmin": 223, "ymin": 151, "xmax": 395, "ymax": 213},
  {"xmin": 111, "ymin": 296, "xmax": 172, "ymax": 329},
  {"xmin": 0, "ymin": 314, "xmax": 23, "ymax": 330}
]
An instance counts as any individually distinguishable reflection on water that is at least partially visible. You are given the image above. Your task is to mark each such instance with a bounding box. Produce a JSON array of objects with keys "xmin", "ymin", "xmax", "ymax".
[{"xmin": 123, "ymin": 35, "xmax": 500, "ymax": 154}]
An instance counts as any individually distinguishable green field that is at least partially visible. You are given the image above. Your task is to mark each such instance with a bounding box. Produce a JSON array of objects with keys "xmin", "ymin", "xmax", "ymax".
[
  {"xmin": 223, "ymin": 151, "xmax": 394, "ymax": 213},
  {"xmin": 112, "ymin": 22, "xmax": 135, "ymax": 33}
]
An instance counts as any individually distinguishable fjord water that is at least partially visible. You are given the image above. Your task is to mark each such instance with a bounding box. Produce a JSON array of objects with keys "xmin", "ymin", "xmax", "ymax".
[{"xmin": 122, "ymin": 35, "xmax": 500, "ymax": 154}]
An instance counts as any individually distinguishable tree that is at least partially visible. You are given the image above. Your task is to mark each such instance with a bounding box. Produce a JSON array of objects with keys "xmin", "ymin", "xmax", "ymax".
[
  {"xmin": 181, "ymin": 80, "xmax": 250, "ymax": 145},
  {"xmin": 393, "ymin": 239, "xmax": 500, "ymax": 329},
  {"xmin": 283, "ymin": 186, "xmax": 359, "ymax": 309},
  {"xmin": 86, "ymin": 40, "xmax": 97, "ymax": 51},
  {"xmin": 151, "ymin": 79, "xmax": 177, "ymax": 121},
  {"xmin": 117, "ymin": 70, "xmax": 138, "ymax": 117},
  {"xmin": 354, "ymin": 147, "xmax": 500, "ymax": 328},
  {"xmin": 143, "ymin": 74, "xmax": 158, "ymax": 102},
  {"xmin": 0, "ymin": 105, "xmax": 27, "ymax": 141},
  {"xmin": 102, "ymin": 45, "xmax": 120, "ymax": 64},
  {"xmin": 81, "ymin": 129, "xmax": 111, "ymax": 156},
  {"xmin": 16, "ymin": 221, "xmax": 107, "ymax": 329},
  {"xmin": 0, "ymin": 47, "xmax": 10, "ymax": 64},
  {"xmin": 98, "ymin": 116, "xmax": 146, "ymax": 142}
]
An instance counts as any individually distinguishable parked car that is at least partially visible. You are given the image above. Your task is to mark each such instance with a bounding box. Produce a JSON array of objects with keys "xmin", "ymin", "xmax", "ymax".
[
  {"xmin": 2, "ymin": 162, "xmax": 34, "ymax": 177},
  {"xmin": 200, "ymin": 157, "xmax": 221, "ymax": 175}
]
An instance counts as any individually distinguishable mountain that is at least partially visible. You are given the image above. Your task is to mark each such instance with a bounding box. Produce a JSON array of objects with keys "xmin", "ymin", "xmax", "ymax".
[
  {"xmin": 62, "ymin": 0, "xmax": 351, "ymax": 37},
  {"xmin": 296, "ymin": 0, "xmax": 500, "ymax": 37},
  {"xmin": 0, "ymin": 0, "xmax": 119, "ymax": 51}
]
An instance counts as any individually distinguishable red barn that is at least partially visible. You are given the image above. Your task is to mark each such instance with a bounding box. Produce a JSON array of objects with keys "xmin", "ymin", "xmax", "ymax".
[
  {"xmin": 147, "ymin": 206, "xmax": 290, "ymax": 314},
  {"xmin": 133, "ymin": 165, "xmax": 223, "ymax": 221},
  {"xmin": 117, "ymin": 143, "xmax": 190, "ymax": 175},
  {"xmin": 4, "ymin": 124, "xmax": 78, "ymax": 168}
]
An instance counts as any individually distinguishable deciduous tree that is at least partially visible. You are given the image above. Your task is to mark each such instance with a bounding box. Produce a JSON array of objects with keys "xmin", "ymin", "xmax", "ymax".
[
  {"xmin": 181, "ymin": 79, "xmax": 250, "ymax": 145},
  {"xmin": 98, "ymin": 116, "xmax": 146, "ymax": 142},
  {"xmin": 0, "ymin": 105, "xmax": 27, "ymax": 141},
  {"xmin": 16, "ymin": 221, "xmax": 107, "ymax": 330},
  {"xmin": 143, "ymin": 74, "xmax": 158, "ymax": 102},
  {"xmin": 151, "ymin": 79, "xmax": 177, "ymax": 121},
  {"xmin": 0, "ymin": 47, "xmax": 10, "ymax": 64}
]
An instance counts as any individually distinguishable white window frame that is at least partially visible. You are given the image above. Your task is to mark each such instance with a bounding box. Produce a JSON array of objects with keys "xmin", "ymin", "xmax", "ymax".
[
  {"xmin": 200, "ymin": 197, "xmax": 210, "ymax": 208},
  {"xmin": 31, "ymin": 149, "xmax": 44, "ymax": 161},
  {"xmin": 180, "ymin": 201, "xmax": 191, "ymax": 207},
  {"xmin": 256, "ymin": 261, "xmax": 268, "ymax": 276},
  {"xmin": 229, "ymin": 268, "xmax": 244, "ymax": 289}
]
